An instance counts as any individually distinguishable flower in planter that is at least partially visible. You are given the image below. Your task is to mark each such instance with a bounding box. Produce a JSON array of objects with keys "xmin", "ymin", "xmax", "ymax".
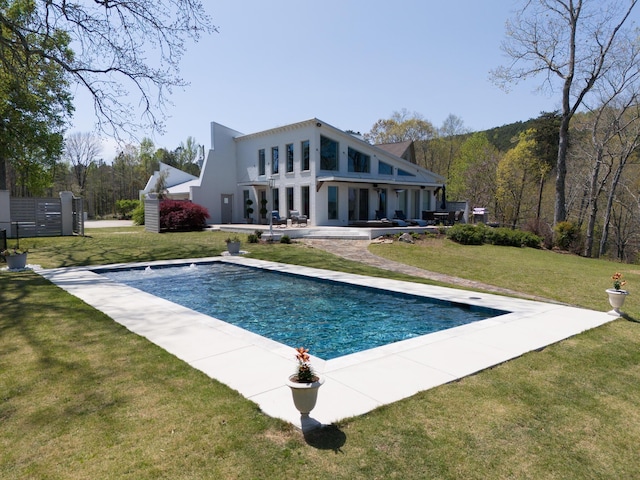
[
  {"xmin": 224, "ymin": 235, "xmax": 241, "ymax": 244},
  {"xmin": 292, "ymin": 346, "xmax": 317, "ymax": 383},
  {"xmin": 612, "ymin": 272, "xmax": 627, "ymax": 291}
]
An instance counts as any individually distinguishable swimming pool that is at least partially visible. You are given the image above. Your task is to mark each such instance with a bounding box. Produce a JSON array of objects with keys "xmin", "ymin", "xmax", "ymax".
[
  {"xmin": 40, "ymin": 257, "xmax": 613, "ymax": 428},
  {"xmin": 101, "ymin": 262, "xmax": 507, "ymax": 360}
]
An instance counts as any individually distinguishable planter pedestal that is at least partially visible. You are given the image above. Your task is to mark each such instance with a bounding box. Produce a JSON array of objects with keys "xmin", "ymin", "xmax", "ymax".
[
  {"xmin": 5, "ymin": 253, "xmax": 27, "ymax": 270},
  {"xmin": 606, "ymin": 288, "xmax": 628, "ymax": 316},
  {"xmin": 286, "ymin": 375, "xmax": 324, "ymax": 416}
]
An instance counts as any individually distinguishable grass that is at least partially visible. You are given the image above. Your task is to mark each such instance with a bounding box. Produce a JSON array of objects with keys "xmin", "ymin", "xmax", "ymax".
[
  {"xmin": 370, "ymin": 236, "xmax": 640, "ymax": 313},
  {"xmin": 2, "ymin": 228, "xmax": 640, "ymax": 479}
]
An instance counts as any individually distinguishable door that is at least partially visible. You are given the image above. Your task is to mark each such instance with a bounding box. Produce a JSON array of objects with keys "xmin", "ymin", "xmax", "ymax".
[{"xmin": 221, "ymin": 194, "xmax": 233, "ymax": 224}]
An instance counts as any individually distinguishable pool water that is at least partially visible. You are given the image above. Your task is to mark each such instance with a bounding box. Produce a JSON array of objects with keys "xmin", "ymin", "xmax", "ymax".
[{"xmin": 101, "ymin": 263, "xmax": 506, "ymax": 360}]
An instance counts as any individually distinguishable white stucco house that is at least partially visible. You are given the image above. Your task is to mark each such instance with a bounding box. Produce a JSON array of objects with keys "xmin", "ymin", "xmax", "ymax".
[{"xmin": 166, "ymin": 118, "xmax": 447, "ymax": 226}]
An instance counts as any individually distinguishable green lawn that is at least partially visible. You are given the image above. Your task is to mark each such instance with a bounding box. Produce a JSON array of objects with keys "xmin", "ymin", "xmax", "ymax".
[{"xmin": 2, "ymin": 228, "xmax": 640, "ymax": 479}]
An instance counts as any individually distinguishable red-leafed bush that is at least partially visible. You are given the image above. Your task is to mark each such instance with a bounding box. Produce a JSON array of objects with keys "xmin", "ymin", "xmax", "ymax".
[{"xmin": 160, "ymin": 200, "xmax": 209, "ymax": 231}]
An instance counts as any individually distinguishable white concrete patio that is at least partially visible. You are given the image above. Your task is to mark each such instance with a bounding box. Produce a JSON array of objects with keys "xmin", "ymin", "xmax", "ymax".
[{"xmin": 39, "ymin": 257, "xmax": 614, "ymax": 431}]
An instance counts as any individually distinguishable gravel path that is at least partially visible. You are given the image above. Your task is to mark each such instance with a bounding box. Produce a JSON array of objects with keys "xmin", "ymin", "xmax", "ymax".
[{"xmin": 302, "ymin": 238, "xmax": 555, "ymax": 302}]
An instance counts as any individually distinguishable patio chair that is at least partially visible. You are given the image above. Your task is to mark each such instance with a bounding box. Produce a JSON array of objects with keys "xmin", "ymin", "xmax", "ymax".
[
  {"xmin": 446, "ymin": 211, "xmax": 456, "ymax": 225},
  {"xmin": 389, "ymin": 210, "xmax": 407, "ymax": 226},
  {"xmin": 289, "ymin": 210, "xmax": 308, "ymax": 227},
  {"xmin": 422, "ymin": 211, "xmax": 435, "ymax": 225},
  {"xmin": 271, "ymin": 211, "xmax": 287, "ymax": 227},
  {"xmin": 395, "ymin": 210, "xmax": 427, "ymax": 227}
]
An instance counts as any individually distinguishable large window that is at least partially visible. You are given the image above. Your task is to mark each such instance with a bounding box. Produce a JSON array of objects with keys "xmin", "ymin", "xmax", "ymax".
[
  {"xmin": 301, "ymin": 185, "xmax": 310, "ymax": 217},
  {"xmin": 271, "ymin": 147, "xmax": 279, "ymax": 174},
  {"xmin": 258, "ymin": 149, "xmax": 265, "ymax": 176},
  {"xmin": 328, "ymin": 186, "xmax": 338, "ymax": 219},
  {"xmin": 286, "ymin": 187, "xmax": 294, "ymax": 214},
  {"xmin": 377, "ymin": 188, "xmax": 387, "ymax": 218},
  {"xmin": 286, "ymin": 143, "xmax": 294, "ymax": 173},
  {"xmin": 320, "ymin": 136, "xmax": 339, "ymax": 171},
  {"xmin": 348, "ymin": 147, "xmax": 370, "ymax": 173},
  {"xmin": 301, "ymin": 140, "xmax": 310, "ymax": 171},
  {"xmin": 348, "ymin": 188, "xmax": 369, "ymax": 221},
  {"xmin": 272, "ymin": 187, "xmax": 279, "ymax": 212},
  {"xmin": 398, "ymin": 168, "xmax": 415, "ymax": 177},
  {"xmin": 378, "ymin": 161, "xmax": 393, "ymax": 175}
]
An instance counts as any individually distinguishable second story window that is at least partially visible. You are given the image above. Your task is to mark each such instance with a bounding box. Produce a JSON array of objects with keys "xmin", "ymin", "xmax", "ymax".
[
  {"xmin": 348, "ymin": 147, "xmax": 370, "ymax": 173},
  {"xmin": 286, "ymin": 143, "xmax": 294, "ymax": 172},
  {"xmin": 378, "ymin": 161, "xmax": 393, "ymax": 175},
  {"xmin": 301, "ymin": 140, "xmax": 310, "ymax": 171},
  {"xmin": 258, "ymin": 149, "xmax": 265, "ymax": 176},
  {"xmin": 320, "ymin": 136, "xmax": 338, "ymax": 171},
  {"xmin": 271, "ymin": 146, "xmax": 279, "ymax": 174}
]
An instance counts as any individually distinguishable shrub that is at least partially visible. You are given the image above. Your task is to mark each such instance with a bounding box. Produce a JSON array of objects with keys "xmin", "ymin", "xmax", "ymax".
[
  {"xmin": 446, "ymin": 224, "xmax": 486, "ymax": 245},
  {"xmin": 131, "ymin": 203, "xmax": 145, "ymax": 225},
  {"xmin": 247, "ymin": 234, "xmax": 259, "ymax": 243},
  {"xmin": 554, "ymin": 221, "xmax": 581, "ymax": 251},
  {"xmin": 523, "ymin": 218, "xmax": 553, "ymax": 249},
  {"xmin": 160, "ymin": 200, "xmax": 210, "ymax": 231},
  {"xmin": 484, "ymin": 227, "xmax": 542, "ymax": 248},
  {"xmin": 447, "ymin": 224, "xmax": 541, "ymax": 248},
  {"xmin": 254, "ymin": 229, "xmax": 263, "ymax": 239},
  {"xmin": 115, "ymin": 199, "xmax": 140, "ymax": 219},
  {"xmin": 280, "ymin": 235, "xmax": 291, "ymax": 244}
]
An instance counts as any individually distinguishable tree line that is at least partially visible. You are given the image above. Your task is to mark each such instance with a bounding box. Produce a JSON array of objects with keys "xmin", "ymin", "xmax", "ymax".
[{"xmin": 367, "ymin": 106, "xmax": 640, "ymax": 263}]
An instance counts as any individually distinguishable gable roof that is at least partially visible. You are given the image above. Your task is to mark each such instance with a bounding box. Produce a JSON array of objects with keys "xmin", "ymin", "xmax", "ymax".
[{"xmin": 375, "ymin": 140, "xmax": 415, "ymax": 163}]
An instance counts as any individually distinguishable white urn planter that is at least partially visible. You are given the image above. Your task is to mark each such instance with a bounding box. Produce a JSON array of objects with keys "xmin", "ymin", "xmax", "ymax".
[
  {"xmin": 286, "ymin": 375, "xmax": 324, "ymax": 416},
  {"xmin": 5, "ymin": 253, "xmax": 27, "ymax": 270},
  {"xmin": 606, "ymin": 288, "xmax": 628, "ymax": 316}
]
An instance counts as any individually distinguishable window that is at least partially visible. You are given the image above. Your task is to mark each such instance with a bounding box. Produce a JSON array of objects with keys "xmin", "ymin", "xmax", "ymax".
[
  {"xmin": 377, "ymin": 188, "xmax": 387, "ymax": 217},
  {"xmin": 286, "ymin": 187, "xmax": 294, "ymax": 213},
  {"xmin": 348, "ymin": 188, "xmax": 369, "ymax": 221},
  {"xmin": 348, "ymin": 147, "xmax": 370, "ymax": 173},
  {"xmin": 320, "ymin": 136, "xmax": 339, "ymax": 171},
  {"xmin": 301, "ymin": 185, "xmax": 310, "ymax": 217},
  {"xmin": 328, "ymin": 186, "xmax": 338, "ymax": 219},
  {"xmin": 272, "ymin": 186, "xmax": 279, "ymax": 212},
  {"xmin": 286, "ymin": 143, "xmax": 294, "ymax": 173},
  {"xmin": 398, "ymin": 168, "xmax": 415, "ymax": 177},
  {"xmin": 271, "ymin": 147, "xmax": 279, "ymax": 174},
  {"xmin": 258, "ymin": 149, "xmax": 265, "ymax": 176},
  {"xmin": 378, "ymin": 161, "xmax": 393, "ymax": 175},
  {"xmin": 301, "ymin": 140, "xmax": 310, "ymax": 171}
]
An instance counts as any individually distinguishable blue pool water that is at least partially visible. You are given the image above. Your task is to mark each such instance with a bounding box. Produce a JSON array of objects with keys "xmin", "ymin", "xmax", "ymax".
[{"xmin": 101, "ymin": 263, "xmax": 507, "ymax": 360}]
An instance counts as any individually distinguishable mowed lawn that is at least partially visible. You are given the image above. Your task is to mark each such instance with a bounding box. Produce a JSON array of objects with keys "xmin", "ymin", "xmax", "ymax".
[{"xmin": 2, "ymin": 228, "xmax": 640, "ymax": 479}]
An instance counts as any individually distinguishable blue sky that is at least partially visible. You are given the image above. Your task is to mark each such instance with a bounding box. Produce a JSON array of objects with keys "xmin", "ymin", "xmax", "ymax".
[{"xmin": 72, "ymin": 1, "xmax": 565, "ymax": 159}]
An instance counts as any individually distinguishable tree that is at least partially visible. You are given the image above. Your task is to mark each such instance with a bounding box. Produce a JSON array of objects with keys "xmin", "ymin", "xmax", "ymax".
[
  {"xmin": 63, "ymin": 132, "xmax": 102, "ymax": 196},
  {"xmin": 365, "ymin": 109, "xmax": 436, "ymax": 145},
  {"xmin": 492, "ymin": 0, "xmax": 638, "ymax": 225},
  {"xmin": 496, "ymin": 130, "xmax": 541, "ymax": 228},
  {"xmin": 0, "ymin": 1, "xmax": 73, "ymax": 192},
  {"xmin": 0, "ymin": 0, "xmax": 214, "ymax": 189},
  {"xmin": 448, "ymin": 133, "xmax": 500, "ymax": 212}
]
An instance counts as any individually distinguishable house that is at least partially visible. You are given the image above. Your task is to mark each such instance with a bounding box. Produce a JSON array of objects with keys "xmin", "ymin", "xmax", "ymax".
[
  {"xmin": 170, "ymin": 118, "xmax": 446, "ymax": 226},
  {"xmin": 141, "ymin": 162, "xmax": 199, "ymax": 200}
]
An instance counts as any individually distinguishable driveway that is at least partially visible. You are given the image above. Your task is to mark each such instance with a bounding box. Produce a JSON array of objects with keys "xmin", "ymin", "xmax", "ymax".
[{"xmin": 84, "ymin": 220, "xmax": 134, "ymax": 228}]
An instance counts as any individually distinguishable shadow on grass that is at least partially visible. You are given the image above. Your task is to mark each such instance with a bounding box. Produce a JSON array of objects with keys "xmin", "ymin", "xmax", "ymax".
[
  {"xmin": 303, "ymin": 424, "xmax": 347, "ymax": 453},
  {"xmin": 622, "ymin": 312, "xmax": 640, "ymax": 323}
]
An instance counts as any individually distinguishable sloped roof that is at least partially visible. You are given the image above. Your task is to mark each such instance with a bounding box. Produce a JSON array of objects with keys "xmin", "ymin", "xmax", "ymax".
[{"xmin": 375, "ymin": 140, "xmax": 413, "ymax": 161}]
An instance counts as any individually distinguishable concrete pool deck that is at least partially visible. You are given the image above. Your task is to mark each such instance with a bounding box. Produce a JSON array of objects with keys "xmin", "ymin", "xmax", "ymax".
[{"xmin": 39, "ymin": 257, "xmax": 615, "ymax": 431}]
